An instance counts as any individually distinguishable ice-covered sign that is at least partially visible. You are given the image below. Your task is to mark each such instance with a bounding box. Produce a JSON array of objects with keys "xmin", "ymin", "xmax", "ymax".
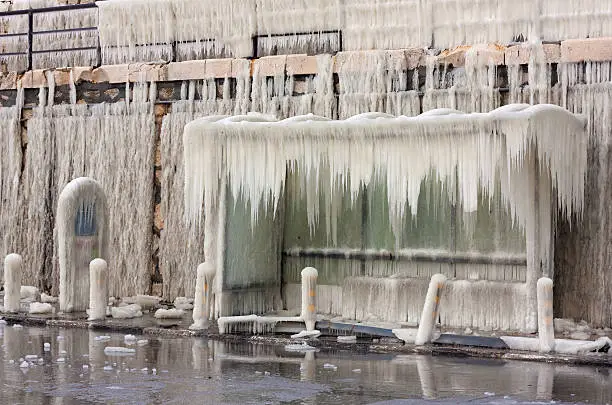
[{"xmin": 57, "ymin": 177, "xmax": 109, "ymax": 313}]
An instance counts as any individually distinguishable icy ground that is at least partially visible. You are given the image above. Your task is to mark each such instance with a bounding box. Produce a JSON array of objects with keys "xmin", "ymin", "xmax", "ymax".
[{"xmin": 0, "ymin": 324, "xmax": 610, "ymax": 404}]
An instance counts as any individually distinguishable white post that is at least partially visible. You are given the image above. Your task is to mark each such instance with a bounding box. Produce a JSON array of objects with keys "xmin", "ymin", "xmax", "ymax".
[
  {"xmin": 190, "ymin": 263, "xmax": 216, "ymax": 330},
  {"xmin": 537, "ymin": 277, "xmax": 555, "ymax": 353},
  {"xmin": 3, "ymin": 253, "xmax": 22, "ymax": 313},
  {"xmin": 415, "ymin": 274, "xmax": 446, "ymax": 346},
  {"xmin": 88, "ymin": 259, "xmax": 108, "ymax": 321},
  {"xmin": 301, "ymin": 267, "xmax": 318, "ymax": 331}
]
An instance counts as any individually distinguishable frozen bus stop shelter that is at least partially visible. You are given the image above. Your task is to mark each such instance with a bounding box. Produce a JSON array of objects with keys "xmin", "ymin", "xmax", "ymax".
[{"xmin": 183, "ymin": 104, "xmax": 586, "ymax": 333}]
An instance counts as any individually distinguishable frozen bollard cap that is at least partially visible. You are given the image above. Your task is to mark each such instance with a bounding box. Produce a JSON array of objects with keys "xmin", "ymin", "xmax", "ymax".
[
  {"xmin": 90, "ymin": 258, "xmax": 107, "ymax": 269},
  {"xmin": 198, "ymin": 263, "xmax": 216, "ymax": 278},
  {"xmin": 5, "ymin": 253, "xmax": 23, "ymax": 267},
  {"xmin": 301, "ymin": 267, "xmax": 318, "ymax": 278}
]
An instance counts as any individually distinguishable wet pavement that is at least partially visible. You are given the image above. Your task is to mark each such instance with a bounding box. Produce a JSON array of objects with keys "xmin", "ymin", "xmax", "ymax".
[{"xmin": 0, "ymin": 323, "xmax": 611, "ymax": 405}]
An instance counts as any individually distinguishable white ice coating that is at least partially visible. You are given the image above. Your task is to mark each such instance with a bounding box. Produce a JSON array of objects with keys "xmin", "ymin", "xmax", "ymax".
[
  {"xmin": 154, "ymin": 308, "xmax": 184, "ymax": 319},
  {"xmin": 57, "ymin": 177, "xmax": 108, "ymax": 313},
  {"xmin": 3, "ymin": 253, "xmax": 22, "ymax": 313},
  {"xmin": 415, "ymin": 274, "xmax": 446, "ymax": 346},
  {"xmin": 88, "ymin": 258, "xmax": 108, "ymax": 321}
]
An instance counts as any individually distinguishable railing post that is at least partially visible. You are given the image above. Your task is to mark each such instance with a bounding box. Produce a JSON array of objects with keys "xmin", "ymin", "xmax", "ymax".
[{"xmin": 27, "ymin": 10, "xmax": 32, "ymax": 71}]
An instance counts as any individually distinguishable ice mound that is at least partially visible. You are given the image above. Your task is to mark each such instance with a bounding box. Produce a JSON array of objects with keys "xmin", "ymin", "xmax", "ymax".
[
  {"xmin": 29, "ymin": 302, "xmax": 53, "ymax": 314},
  {"xmin": 111, "ymin": 304, "xmax": 142, "ymax": 319},
  {"xmin": 40, "ymin": 293, "xmax": 58, "ymax": 304},
  {"xmin": 154, "ymin": 308, "xmax": 184, "ymax": 319},
  {"xmin": 20, "ymin": 286, "xmax": 40, "ymax": 303},
  {"xmin": 104, "ymin": 347, "xmax": 136, "ymax": 356},
  {"xmin": 121, "ymin": 295, "xmax": 161, "ymax": 310},
  {"xmin": 173, "ymin": 297, "xmax": 193, "ymax": 310}
]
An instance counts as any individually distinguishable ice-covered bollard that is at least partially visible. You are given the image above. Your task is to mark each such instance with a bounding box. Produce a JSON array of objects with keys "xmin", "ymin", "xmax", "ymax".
[
  {"xmin": 88, "ymin": 259, "xmax": 108, "ymax": 321},
  {"xmin": 415, "ymin": 274, "xmax": 446, "ymax": 346},
  {"xmin": 57, "ymin": 177, "xmax": 108, "ymax": 313},
  {"xmin": 190, "ymin": 263, "xmax": 216, "ymax": 330},
  {"xmin": 537, "ymin": 277, "xmax": 555, "ymax": 353},
  {"xmin": 301, "ymin": 267, "xmax": 318, "ymax": 331},
  {"xmin": 3, "ymin": 254, "xmax": 22, "ymax": 313}
]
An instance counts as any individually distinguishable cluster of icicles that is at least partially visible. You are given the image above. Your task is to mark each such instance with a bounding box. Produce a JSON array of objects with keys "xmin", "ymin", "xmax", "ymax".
[{"xmin": 183, "ymin": 105, "xmax": 587, "ymax": 244}]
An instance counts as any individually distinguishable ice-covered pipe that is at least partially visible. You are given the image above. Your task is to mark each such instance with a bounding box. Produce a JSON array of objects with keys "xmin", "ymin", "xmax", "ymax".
[
  {"xmin": 88, "ymin": 259, "xmax": 108, "ymax": 321},
  {"xmin": 300, "ymin": 267, "xmax": 318, "ymax": 331},
  {"xmin": 415, "ymin": 274, "xmax": 446, "ymax": 346},
  {"xmin": 3, "ymin": 253, "xmax": 22, "ymax": 313},
  {"xmin": 190, "ymin": 263, "xmax": 216, "ymax": 330},
  {"xmin": 537, "ymin": 277, "xmax": 555, "ymax": 353}
]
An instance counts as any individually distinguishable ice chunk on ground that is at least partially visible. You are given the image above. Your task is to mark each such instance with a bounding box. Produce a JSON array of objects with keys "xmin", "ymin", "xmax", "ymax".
[
  {"xmin": 24, "ymin": 355, "xmax": 38, "ymax": 361},
  {"xmin": 137, "ymin": 340, "xmax": 148, "ymax": 346},
  {"xmin": 19, "ymin": 361, "xmax": 29, "ymax": 368},
  {"xmin": 570, "ymin": 331, "xmax": 591, "ymax": 340},
  {"xmin": 56, "ymin": 357, "xmax": 65, "ymax": 363},
  {"xmin": 94, "ymin": 336, "xmax": 111, "ymax": 342},
  {"xmin": 40, "ymin": 293, "xmax": 58, "ymax": 304},
  {"xmin": 29, "ymin": 302, "xmax": 53, "ymax": 314},
  {"xmin": 20, "ymin": 286, "xmax": 40, "ymax": 303},
  {"xmin": 43, "ymin": 343, "xmax": 50, "ymax": 351},
  {"xmin": 111, "ymin": 304, "xmax": 142, "ymax": 319},
  {"xmin": 103, "ymin": 365, "xmax": 113, "ymax": 371},
  {"xmin": 121, "ymin": 295, "xmax": 161, "ymax": 310},
  {"xmin": 12, "ymin": 324, "xmax": 23, "ymax": 329},
  {"xmin": 392, "ymin": 328, "xmax": 417, "ymax": 344},
  {"xmin": 154, "ymin": 308, "xmax": 184, "ymax": 319},
  {"xmin": 323, "ymin": 363, "xmax": 337, "ymax": 371},
  {"xmin": 291, "ymin": 330, "xmax": 321, "ymax": 339},
  {"xmin": 337, "ymin": 335, "xmax": 357, "ymax": 343},
  {"xmin": 124, "ymin": 334, "xmax": 137, "ymax": 344},
  {"xmin": 104, "ymin": 347, "xmax": 136, "ymax": 356},
  {"xmin": 173, "ymin": 297, "xmax": 194, "ymax": 310}
]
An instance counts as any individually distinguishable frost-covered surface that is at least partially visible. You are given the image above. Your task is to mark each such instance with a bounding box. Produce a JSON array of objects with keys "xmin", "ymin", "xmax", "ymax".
[{"xmin": 217, "ymin": 314, "xmax": 304, "ymax": 335}]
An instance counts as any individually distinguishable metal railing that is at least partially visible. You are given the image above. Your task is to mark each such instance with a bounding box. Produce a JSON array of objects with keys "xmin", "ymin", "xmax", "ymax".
[
  {"xmin": 0, "ymin": 2, "xmax": 343, "ymax": 72},
  {"xmin": 0, "ymin": 2, "xmax": 100, "ymax": 71}
]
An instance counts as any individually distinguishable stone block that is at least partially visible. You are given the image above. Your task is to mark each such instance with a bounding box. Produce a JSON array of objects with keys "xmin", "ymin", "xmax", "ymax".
[
  {"xmin": 438, "ymin": 44, "xmax": 505, "ymax": 67},
  {"xmin": 166, "ymin": 60, "xmax": 206, "ymax": 81},
  {"xmin": 505, "ymin": 43, "xmax": 561, "ymax": 65},
  {"xmin": 92, "ymin": 64, "xmax": 129, "ymax": 84},
  {"xmin": 404, "ymin": 48, "xmax": 426, "ymax": 70},
  {"xmin": 253, "ymin": 55, "xmax": 287, "ymax": 76},
  {"xmin": 561, "ymin": 38, "xmax": 612, "ymax": 63},
  {"xmin": 230, "ymin": 58, "xmax": 251, "ymax": 78},
  {"xmin": 20, "ymin": 70, "xmax": 47, "ymax": 88},
  {"xmin": 201, "ymin": 58, "xmax": 231, "ymax": 78},
  {"xmin": 286, "ymin": 54, "xmax": 318, "ymax": 75}
]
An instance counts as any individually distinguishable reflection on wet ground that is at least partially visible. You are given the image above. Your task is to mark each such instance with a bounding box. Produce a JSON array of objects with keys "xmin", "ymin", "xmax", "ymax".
[{"xmin": 0, "ymin": 324, "xmax": 610, "ymax": 404}]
